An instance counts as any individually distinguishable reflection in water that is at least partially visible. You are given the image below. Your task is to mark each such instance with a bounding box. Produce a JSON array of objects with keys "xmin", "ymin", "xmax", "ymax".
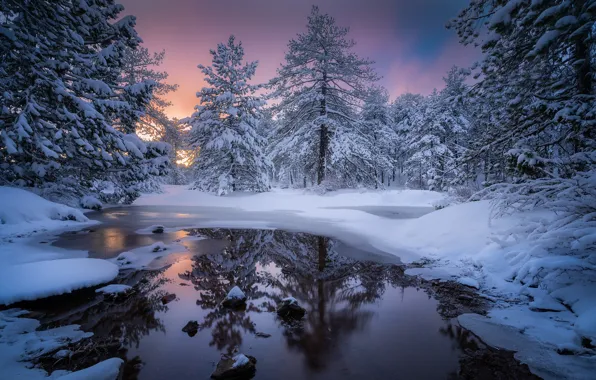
[
  {"xmin": 44, "ymin": 227, "xmax": 482, "ymax": 380},
  {"xmin": 182, "ymin": 229, "xmax": 412, "ymax": 372}
]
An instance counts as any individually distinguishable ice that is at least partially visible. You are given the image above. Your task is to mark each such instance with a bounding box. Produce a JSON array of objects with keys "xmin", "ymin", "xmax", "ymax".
[
  {"xmin": 232, "ymin": 354, "xmax": 249, "ymax": 368},
  {"xmin": 226, "ymin": 286, "xmax": 246, "ymax": 300},
  {"xmin": 0, "ymin": 259, "xmax": 119, "ymax": 305},
  {"xmin": 95, "ymin": 284, "xmax": 132, "ymax": 294}
]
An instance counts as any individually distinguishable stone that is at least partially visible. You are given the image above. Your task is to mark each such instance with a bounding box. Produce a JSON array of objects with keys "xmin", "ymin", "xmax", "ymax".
[
  {"xmin": 152, "ymin": 226, "xmax": 165, "ymax": 234},
  {"xmin": 211, "ymin": 354, "xmax": 257, "ymax": 380},
  {"xmin": 182, "ymin": 321, "xmax": 199, "ymax": 337},
  {"xmin": 222, "ymin": 286, "xmax": 247, "ymax": 309},
  {"xmin": 277, "ymin": 297, "xmax": 306, "ymax": 319},
  {"xmin": 161, "ymin": 293, "xmax": 176, "ymax": 304}
]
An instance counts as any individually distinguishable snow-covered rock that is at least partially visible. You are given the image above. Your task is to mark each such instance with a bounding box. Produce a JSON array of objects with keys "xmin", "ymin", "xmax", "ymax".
[
  {"xmin": 0, "ymin": 259, "xmax": 119, "ymax": 305},
  {"xmin": 222, "ymin": 286, "xmax": 247, "ymax": 308},
  {"xmin": 211, "ymin": 354, "xmax": 256, "ymax": 380},
  {"xmin": 277, "ymin": 296, "xmax": 306, "ymax": 319}
]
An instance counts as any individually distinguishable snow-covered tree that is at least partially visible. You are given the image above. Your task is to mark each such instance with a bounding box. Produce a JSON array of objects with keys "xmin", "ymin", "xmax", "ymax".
[
  {"xmin": 450, "ymin": 1, "xmax": 596, "ymax": 255},
  {"xmin": 399, "ymin": 70, "xmax": 470, "ymax": 191},
  {"xmin": 360, "ymin": 86, "xmax": 397, "ymax": 187},
  {"xmin": 0, "ymin": 0, "xmax": 170, "ymax": 206},
  {"xmin": 390, "ymin": 93, "xmax": 425, "ymax": 185},
  {"xmin": 269, "ymin": 6, "xmax": 380, "ymax": 189},
  {"xmin": 187, "ymin": 35, "xmax": 270, "ymax": 195}
]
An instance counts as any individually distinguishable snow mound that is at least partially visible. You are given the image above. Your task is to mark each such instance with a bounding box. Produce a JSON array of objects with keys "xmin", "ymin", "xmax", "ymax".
[
  {"xmin": 0, "ymin": 186, "xmax": 88, "ymax": 236},
  {"xmin": 0, "ymin": 259, "xmax": 119, "ymax": 305},
  {"xmin": 95, "ymin": 284, "xmax": 132, "ymax": 295},
  {"xmin": 58, "ymin": 358, "xmax": 123, "ymax": 380},
  {"xmin": 226, "ymin": 286, "xmax": 246, "ymax": 300}
]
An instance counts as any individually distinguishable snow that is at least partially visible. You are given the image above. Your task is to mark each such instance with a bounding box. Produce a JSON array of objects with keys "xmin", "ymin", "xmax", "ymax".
[
  {"xmin": 226, "ymin": 286, "xmax": 246, "ymax": 300},
  {"xmin": 95, "ymin": 284, "xmax": 132, "ymax": 294},
  {"xmin": 0, "ymin": 259, "xmax": 119, "ymax": 305},
  {"xmin": 282, "ymin": 296, "xmax": 298, "ymax": 305},
  {"xmin": 0, "ymin": 309, "xmax": 122, "ymax": 380},
  {"xmin": 457, "ymin": 277, "xmax": 480, "ymax": 289},
  {"xmin": 111, "ymin": 241, "xmax": 189, "ymax": 270},
  {"xmin": 231, "ymin": 354, "xmax": 250, "ymax": 368},
  {"xmin": 0, "ymin": 186, "xmax": 88, "ymax": 237},
  {"xmin": 58, "ymin": 358, "xmax": 123, "ymax": 380},
  {"xmin": 135, "ymin": 185, "xmax": 444, "ymax": 210}
]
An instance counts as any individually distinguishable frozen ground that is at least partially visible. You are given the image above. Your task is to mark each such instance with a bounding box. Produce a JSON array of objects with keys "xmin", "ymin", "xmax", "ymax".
[{"xmin": 1, "ymin": 185, "xmax": 594, "ymax": 379}]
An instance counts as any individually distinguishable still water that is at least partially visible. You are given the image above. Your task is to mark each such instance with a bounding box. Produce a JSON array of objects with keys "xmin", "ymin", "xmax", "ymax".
[{"xmin": 39, "ymin": 209, "xmax": 481, "ymax": 380}]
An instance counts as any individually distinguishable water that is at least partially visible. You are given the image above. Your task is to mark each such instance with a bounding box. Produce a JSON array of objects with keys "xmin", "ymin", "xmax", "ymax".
[{"xmin": 40, "ymin": 220, "xmax": 483, "ymax": 380}]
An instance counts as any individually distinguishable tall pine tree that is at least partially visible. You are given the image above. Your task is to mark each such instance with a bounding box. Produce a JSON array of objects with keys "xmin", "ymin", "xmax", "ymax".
[
  {"xmin": 269, "ymin": 6, "xmax": 379, "ymax": 189},
  {"xmin": 187, "ymin": 36, "xmax": 270, "ymax": 195}
]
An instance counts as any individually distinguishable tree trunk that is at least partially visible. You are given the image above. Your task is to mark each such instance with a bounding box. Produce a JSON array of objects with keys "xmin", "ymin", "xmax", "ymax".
[{"xmin": 317, "ymin": 73, "xmax": 328, "ymax": 185}]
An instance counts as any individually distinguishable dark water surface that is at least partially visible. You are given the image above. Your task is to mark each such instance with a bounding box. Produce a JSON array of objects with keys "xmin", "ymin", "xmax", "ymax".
[{"xmin": 40, "ymin": 223, "xmax": 482, "ymax": 380}]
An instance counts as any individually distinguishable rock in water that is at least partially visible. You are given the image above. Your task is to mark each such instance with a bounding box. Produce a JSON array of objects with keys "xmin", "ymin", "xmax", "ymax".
[
  {"xmin": 211, "ymin": 354, "xmax": 257, "ymax": 379},
  {"xmin": 277, "ymin": 297, "xmax": 306, "ymax": 319},
  {"xmin": 182, "ymin": 321, "xmax": 199, "ymax": 337},
  {"xmin": 161, "ymin": 293, "xmax": 176, "ymax": 304},
  {"xmin": 222, "ymin": 286, "xmax": 247, "ymax": 308},
  {"xmin": 152, "ymin": 226, "xmax": 165, "ymax": 234}
]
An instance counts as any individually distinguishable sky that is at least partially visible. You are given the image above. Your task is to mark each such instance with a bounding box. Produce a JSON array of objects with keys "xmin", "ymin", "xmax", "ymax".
[{"xmin": 118, "ymin": 0, "xmax": 479, "ymax": 119}]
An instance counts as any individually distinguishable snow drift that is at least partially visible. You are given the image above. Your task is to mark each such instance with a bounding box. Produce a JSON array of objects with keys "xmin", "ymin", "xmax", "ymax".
[{"xmin": 0, "ymin": 258, "xmax": 119, "ymax": 305}]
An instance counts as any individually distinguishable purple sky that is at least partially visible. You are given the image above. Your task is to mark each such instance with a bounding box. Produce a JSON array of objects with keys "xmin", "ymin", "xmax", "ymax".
[{"xmin": 118, "ymin": 0, "xmax": 479, "ymax": 119}]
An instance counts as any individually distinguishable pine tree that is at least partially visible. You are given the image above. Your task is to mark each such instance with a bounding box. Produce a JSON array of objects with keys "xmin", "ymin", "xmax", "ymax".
[
  {"xmin": 360, "ymin": 86, "xmax": 397, "ymax": 187},
  {"xmin": 0, "ymin": 0, "xmax": 169, "ymax": 206},
  {"xmin": 390, "ymin": 93, "xmax": 425, "ymax": 185},
  {"xmin": 187, "ymin": 35, "xmax": 270, "ymax": 195},
  {"xmin": 269, "ymin": 6, "xmax": 379, "ymax": 189}
]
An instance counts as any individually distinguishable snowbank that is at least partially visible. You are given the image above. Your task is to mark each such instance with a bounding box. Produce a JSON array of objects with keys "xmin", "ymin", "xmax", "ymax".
[
  {"xmin": 0, "ymin": 259, "xmax": 119, "ymax": 305},
  {"xmin": 0, "ymin": 186, "xmax": 88, "ymax": 237},
  {"xmin": 134, "ymin": 185, "xmax": 444, "ymax": 210}
]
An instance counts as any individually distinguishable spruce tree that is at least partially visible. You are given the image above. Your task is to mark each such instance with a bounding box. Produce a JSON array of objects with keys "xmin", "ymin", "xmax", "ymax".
[
  {"xmin": 0, "ymin": 0, "xmax": 168, "ymax": 205},
  {"xmin": 187, "ymin": 36, "xmax": 270, "ymax": 195},
  {"xmin": 269, "ymin": 6, "xmax": 379, "ymax": 188}
]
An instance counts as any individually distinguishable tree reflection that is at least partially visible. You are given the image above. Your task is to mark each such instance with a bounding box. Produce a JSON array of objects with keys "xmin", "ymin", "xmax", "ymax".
[{"xmin": 184, "ymin": 228, "xmax": 408, "ymax": 370}]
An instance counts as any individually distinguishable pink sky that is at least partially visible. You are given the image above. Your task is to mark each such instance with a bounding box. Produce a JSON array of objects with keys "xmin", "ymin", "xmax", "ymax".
[{"xmin": 118, "ymin": 0, "xmax": 479, "ymax": 119}]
